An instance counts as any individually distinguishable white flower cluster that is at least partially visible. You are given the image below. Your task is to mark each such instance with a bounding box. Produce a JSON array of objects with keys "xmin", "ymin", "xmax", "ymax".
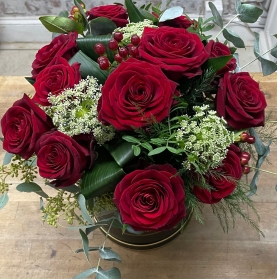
[
  {"xmin": 114, "ymin": 19, "xmax": 157, "ymax": 45},
  {"xmin": 47, "ymin": 76, "xmax": 115, "ymax": 145},
  {"xmin": 176, "ymin": 105, "xmax": 234, "ymax": 173}
]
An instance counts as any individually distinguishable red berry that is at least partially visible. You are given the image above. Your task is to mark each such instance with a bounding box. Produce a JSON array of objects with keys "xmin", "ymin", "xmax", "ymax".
[
  {"xmin": 240, "ymin": 131, "xmax": 249, "ymax": 142},
  {"xmin": 113, "ymin": 31, "xmax": 123, "ymax": 42},
  {"xmin": 242, "ymin": 166, "xmax": 251, "ymax": 174},
  {"xmin": 246, "ymin": 136, "xmax": 255, "ymax": 144},
  {"xmin": 68, "ymin": 15, "xmax": 75, "ymax": 20},
  {"xmin": 71, "ymin": 6, "xmax": 79, "ymax": 14},
  {"xmin": 129, "ymin": 45, "xmax": 139, "ymax": 58},
  {"xmin": 94, "ymin": 43, "xmax": 106, "ymax": 55},
  {"xmin": 240, "ymin": 157, "xmax": 249, "ymax": 166},
  {"xmin": 114, "ymin": 53, "xmax": 123, "ymax": 63},
  {"xmin": 131, "ymin": 34, "xmax": 141, "ymax": 46},
  {"xmin": 241, "ymin": 151, "xmax": 251, "ymax": 162},
  {"xmin": 97, "ymin": 56, "xmax": 110, "ymax": 70},
  {"xmin": 118, "ymin": 47, "xmax": 128, "ymax": 58},
  {"xmin": 108, "ymin": 39, "xmax": 119, "ymax": 51}
]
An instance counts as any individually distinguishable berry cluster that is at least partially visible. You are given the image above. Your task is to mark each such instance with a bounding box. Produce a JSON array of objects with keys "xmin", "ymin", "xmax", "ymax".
[
  {"xmin": 94, "ymin": 32, "xmax": 141, "ymax": 70},
  {"xmin": 68, "ymin": 3, "xmax": 86, "ymax": 21}
]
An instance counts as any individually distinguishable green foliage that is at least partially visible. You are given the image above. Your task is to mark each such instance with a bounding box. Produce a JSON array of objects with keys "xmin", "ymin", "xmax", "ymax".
[
  {"xmin": 125, "ymin": 0, "xmax": 145, "ymax": 22},
  {"xmin": 16, "ymin": 182, "xmax": 49, "ymax": 198},
  {"xmin": 222, "ymin": 28, "xmax": 245, "ymax": 48},
  {"xmin": 88, "ymin": 17, "xmax": 117, "ymax": 36},
  {"xmin": 237, "ymin": 3, "xmax": 263, "ymax": 23},
  {"xmin": 208, "ymin": 2, "xmax": 223, "ymax": 28}
]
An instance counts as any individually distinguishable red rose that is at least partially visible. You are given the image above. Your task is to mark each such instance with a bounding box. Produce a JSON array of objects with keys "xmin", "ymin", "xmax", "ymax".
[
  {"xmin": 31, "ymin": 32, "xmax": 78, "ymax": 78},
  {"xmin": 1, "ymin": 94, "xmax": 53, "ymax": 159},
  {"xmin": 98, "ymin": 58, "xmax": 178, "ymax": 131},
  {"xmin": 158, "ymin": 15, "xmax": 193, "ymax": 29},
  {"xmin": 138, "ymin": 26, "xmax": 209, "ymax": 81},
  {"xmin": 216, "ymin": 72, "xmax": 266, "ymax": 129},
  {"xmin": 32, "ymin": 56, "xmax": 81, "ymax": 106},
  {"xmin": 87, "ymin": 5, "xmax": 128, "ymax": 27},
  {"xmin": 193, "ymin": 144, "xmax": 243, "ymax": 204},
  {"xmin": 114, "ymin": 164, "xmax": 186, "ymax": 231},
  {"xmin": 205, "ymin": 40, "xmax": 236, "ymax": 75},
  {"xmin": 35, "ymin": 131, "xmax": 92, "ymax": 187}
]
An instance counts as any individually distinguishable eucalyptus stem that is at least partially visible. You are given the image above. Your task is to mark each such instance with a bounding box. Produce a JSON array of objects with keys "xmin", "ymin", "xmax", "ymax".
[
  {"xmin": 249, "ymin": 166, "xmax": 277, "ymax": 176},
  {"xmin": 214, "ymin": 14, "xmax": 239, "ymax": 40}
]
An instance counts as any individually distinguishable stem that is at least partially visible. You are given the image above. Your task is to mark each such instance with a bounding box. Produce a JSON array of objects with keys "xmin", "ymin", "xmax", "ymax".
[
  {"xmin": 214, "ymin": 14, "xmax": 239, "ymax": 40},
  {"xmin": 241, "ymin": 46, "xmax": 277, "ymax": 70},
  {"xmin": 249, "ymin": 166, "xmax": 277, "ymax": 176}
]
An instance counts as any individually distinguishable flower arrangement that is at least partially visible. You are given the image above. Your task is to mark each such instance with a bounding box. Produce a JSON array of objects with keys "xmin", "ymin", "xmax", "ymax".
[{"xmin": 1, "ymin": 0, "xmax": 277, "ymax": 278}]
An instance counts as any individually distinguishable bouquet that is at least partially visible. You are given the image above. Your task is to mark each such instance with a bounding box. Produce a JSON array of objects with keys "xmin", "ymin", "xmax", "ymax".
[{"xmin": 1, "ymin": 0, "xmax": 277, "ymax": 278}]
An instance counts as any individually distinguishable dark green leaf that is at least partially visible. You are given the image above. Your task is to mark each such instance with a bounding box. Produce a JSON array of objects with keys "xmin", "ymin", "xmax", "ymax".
[
  {"xmin": 79, "ymin": 229, "xmax": 90, "ymax": 263},
  {"xmin": 88, "ymin": 17, "xmax": 117, "ymax": 35},
  {"xmin": 39, "ymin": 16, "xmax": 83, "ymax": 34},
  {"xmin": 16, "ymin": 182, "xmax": 49, "ymax": 198},
  {"xmin": 204, "ymin": 55, "xmax": 232, "ymax": 72},
  {"xmin": 77, "ymin": 194, "xmax": 94, "ymax": 225},
  {"xmin": 148, "ymin": 146, "xmax": 166, "ymax": 156},
  {"xmin": 69, "ymin": 50, "xmax": 108, "ymax": 84},
  {"xmin": 229, "ymin": 47, "xmax": 237, "ymax": 54},
  {"xmin": 237, "ymin": 4, "xmax": 263, "ymax": 23},
  {"xmin": 208, "ymin": 2, "xmax": 223, "ymax": 28},
  {"xmin": 96, "ymin": 267, "xmax": 121, "ymax": 279},
  {"xmin": 125, "ymin": 0, "xmax": 145, "ymax": 22},
  {"xmin": 270, "ymin": 44, "xmax": 277, "ymax": 58},
  {"xmin": 202, "ymin": 23, "xmax": 215, "ymax": 32},
  {"xmin": 223, "ymin": 28, "xmax": 245, "ymax": 48},
  {"xmin": 3, "ymin": 152, "xmax": 14, "ymax": 165},
  {"xmin": 99, "ymin": 248, "xmax": 122, "ymax": 262},
  {"xmin": 122, "ymin": 135, "xmax": 141, "ymax": 144},
  {"xmin": 25, "ymin": 77, "xmax": 35, "ymax": 85},
  {"xmin": 159, "ymin": 6, "xmax": 183, "ymax": 23},
  {"xmin": 0, "ymin": 193, "xmax": 9, "ymax": 210},
  {"xmin": 73, "ymin": 268, "xmax": 97, "ymax": 279}
]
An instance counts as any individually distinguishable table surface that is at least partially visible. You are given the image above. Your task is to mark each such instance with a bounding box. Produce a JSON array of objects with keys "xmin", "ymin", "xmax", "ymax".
[{"xmin": 0, "ymin": 75, "xmax": 277, "ymax": 279}]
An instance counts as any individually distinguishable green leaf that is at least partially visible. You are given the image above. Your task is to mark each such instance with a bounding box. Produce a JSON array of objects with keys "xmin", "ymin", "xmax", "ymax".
[
  {"xmin": 16, "ymin": 182, "xmax": 49, "ymax": 198},
  {"xmin": 39, "ymin": 16, "xmax": 83, "ymax": 34},
  {"xmin": 204, "ymin": 55, "xmax": 232, "ymax": 72},
  {"xmin": 122, "ymin": 135, "xmax": 141, "ymax": 144},
  {"xmin": 81, "ymin": 148, "xmax": 125, "ymax": 198},
  {"xmin": 237, "ymin": 4, "xmax": 263, "ymax": 23},
  {"xmin": 140, "ymin": 142, "xmax": 153, "ymax": 151},
  {"xmin": 249, "ymin": 128, "xmax": 266, "ymax": 155},
  {"xmin": 73, "ymin": 268, "xmax": 97, "ymax": 279},
  {"xmin": 68, "ymin": 50, "xmax": 108, "ymax": 84},
  {"xmin": 58, "ymin": 10, "xmax": 69, "ymax": 18},
  {"xmin": 125, "ymin": 0, "xmax": 145, "ymax": 22},
  {"xmin": 150, "ymin": 138, "xmax": 166, "ymax": 145},
  {"xmin": 139, "ymin": 9, "xmax": 158, "ymax": 22},
  {"xmin": 79, "ymin": 229, "xmax": 90, "ymax": 263},
  {"xmin": 88, "ymin": 17, "xmax": 117, "ymax": 35},
  {"xmin": 132, "ymin": 145, "xmax": 141, "ymax": 156},
  {"xmin": 96, "ymin": 267, "xmax": 121, "ymax": 279},
  {"xmin": 74, "ymin": 0, "xmax": 88, "ymax": 31},
  {"xmin": 99, "ymin": 248, "xmax": 122, "ymax": 262},
  {"xmin": 223, "ymin": 28, "xmax": 245, "ymax": 48},
  {"xmin": 167, "ymin": 146, "xmax": 182, "ymax": 154},
  {"xmin": 261, "ymin": 59, "xmax": 277, "ymax": 76},
  {"xmin": 25, "ymin": 77, "xmax": 35, "ymax": 85},
  {"xmin": 148, "ymin": 146, "xmax": 167, "ymax": 156},
  {"xmin": 3, "ymin": 152, "xmax": 14, "ymax": 165},
  {"xmin": 86, "ymin": 223, "xmax": 110, "ymax": 235},
  {"xmin": 270, "ymin": 44, "xmax": 277, "ymax": 58},
  {"xmin": 0, "ymin": 193, "xmax": 9, "ymax": 210},
  {"xmin": 159, "ymin": 6, "xmax": 183, "ymax": 23},
  {"xmin": 77, "ymin": 194, "xmax": 94, "ymax": 225},
  {"xmin": 208, "ymin": 2, "xmax": 223, "ymax": 28}
]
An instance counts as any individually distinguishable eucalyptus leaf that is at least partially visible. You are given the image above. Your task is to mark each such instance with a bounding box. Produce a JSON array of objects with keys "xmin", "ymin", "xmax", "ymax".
[
  {"xmin": 249, "ymin": 128, "xmax": 266, "ymax": 155},
  {"xmin": 159, "ymin": 6, "xmax": 183, "ymax": 23},
  {"xmin": 270, "ymin": 45, "xmax": 277, "ymax": 59},
  {"xmin": 125, "ymin": 0, "xmax": 145, "ymax": 22},
  {"xmin": 79, "ymin": 229, "xmax": 90, "ymax": 263},
  {"xmin": 99, "ymin": 248, "xmax": 122, "ymax": 262},
  {"xmin": 75, "ymin": 247, "xmax": 103, "ymax": 253},
  {"xmin": 96, "ymin": 267, "xmax": 121, "ymax": 279},
  {"xmin": 223, "ymin": 28, "xmax": 245, "ymax": 48},
  {"xmin": 249, "ymin": 170, "xmax": 259, "ymax": 196},
  {"xmin": 0, "ymin": 193, "xmax": 9, "ymax": 210},
  {"xmin": 16, "ymin": 182, "xmax": 49, "ymax": 198},
  {"xmin": 208, "ymin": 2, "xmax": 223, "ymax": 28},
  {"xmin": 237, "ymin": 4, "xmax": 263, "ymax": 23},
  {"xmin": 148, "ymin": 146, "xmax": 167, "ymax": 156},
  {"xmin": 73, "ymin": 268, "xmax": 97, "ymax": 279},
  {"xmin": 261, "ymin": 58, "xmax": 277, "ymax": 76},
  {"xmin": 86, "ymin": 223, "xmax": 110, "ymax": 235},
  {"xmin": 77, "ymin": 194, "xmax": 94, "ymax": 225},
  {"xmin": 88, "ymin": 17, "xmax": 117, "ymax": 35},
  {"xmin": 3, "ymin": 152, "xmax": 14, "ymax": 165}
]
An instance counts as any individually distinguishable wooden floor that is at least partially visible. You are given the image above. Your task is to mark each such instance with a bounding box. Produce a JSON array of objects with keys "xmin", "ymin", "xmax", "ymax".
[{"xmin": 0, "ymin": 75, "xmax": 277, "ymax": 279}]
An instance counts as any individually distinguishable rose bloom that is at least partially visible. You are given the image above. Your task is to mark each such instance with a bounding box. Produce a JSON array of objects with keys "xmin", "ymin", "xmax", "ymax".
[
  {"xmin": 87, "ymin": 4, "xmax": 128, "ymax": 27},
  {"xmin": 114, "ymin": 164, "xmax": 186, "ymax": 231},
  {"xmin": 1, "ymin": 94, "xmax": 53, "ymax": 159},
  {"xmin": 35, "ymin": 131, "xmax": 93, "ymax": 187},
  {"xmin": 32, "ymin": 56, "xmax": 81, "ymax": 106},
  {"xmin": 31, "ymin": 32, "xmax": 78, "ymax": 78},
  {"xmin": 193, "ymin": 144, "xmax": 243, "ymax": 204},
  {"xmin": 216, "ymin": 72, "xmax": 267, "ymax": 129},
  {"xmin": 158, "ymin": 15, "xmax": 193, "ymax": 29},
  {"xmin": 205, "ymin": 40, "xmax": 236, "ymax": 75},
  {"xmin": 138, "ymin": 26, "xmax": 209, "ymax": 81},
  {"xmin": 97, "ymin": 58, "xmax": 178, "ymax": 130}
]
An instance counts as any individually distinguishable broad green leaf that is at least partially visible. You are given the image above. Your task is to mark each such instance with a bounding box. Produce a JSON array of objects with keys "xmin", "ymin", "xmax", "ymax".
[
  {"xmin": 79, "ymin": 229, "xmax": 90, "ymax": 263},
  {"xmin": 39, "ymin": 16, "xmax": 83, "ymax": 34},
  {"xmin": 88, "ymin": 17, "xmax": 117, "ymax": 35},
  {"xmin": 132, "ymin": 145, "xmax": 141, "ymax": 156},
  {"xmin": 237, "ymin": 4, "xmax": 263, "ymax": 23},
  {"xmin": 99, "ymin": 248, "xmax": 122, "ymax": 262},
  {"xmin": 148, "ymin": 146, "xmax": 167, "ymax": 156},
  {"xmin": 125, "ymin": 0, "xmax": 145, "ymax": 22},
  {"xmin": 204, "ymin": 55, "xmax": 232, "ymax": 72},
  {"xmin": 270, "ymin": 44, "xmax": 277, "ymax": 58},
  {"xmin": 77, "ymin": 194, "xmax": 94, "ymax": 225},
  {"xmin": 159, "ymin": 6, "xmax": 183, "ymax": 23},
  {"xmin": 69, "ymin": 50, "xmax": 108, "ymax": 84},
  {"xmin": 0, "ymin": 193, "xmax": 9, "ymax": 210},
  {"xmin": 16, "ymin": 182, "xmax": 49, "ymax": 198},
  {"xmin": 223, "ymin": 28, "xmax": 245, "ymax": 48},
  {"xmin": 81, "ymin": 149, "xmax": 125, "ymax": 198},
  {"xmin": 73, "ymin": 268, "xmax": 97, "ymax": 279},
  {"xmin": 122, "ymin": 135, "xmax": 141, "ymax": 144},
  {"xmin": 261, "ymin": 58, "xmax": 277, "ymax": 76},
  {"xmin": 25, "ymin": 77, "xmax": 35, "ymax": 85},
  {"xmin": 208, "ymin": 2, "xmax": 223, "ymax": 28},
  {"xmin": 96, "ymin": 267, "xmax": 121, "ymax": 279},
  {"xmin": 3, "ymin": 152, "xmax": 14, "ymax": 165}
]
